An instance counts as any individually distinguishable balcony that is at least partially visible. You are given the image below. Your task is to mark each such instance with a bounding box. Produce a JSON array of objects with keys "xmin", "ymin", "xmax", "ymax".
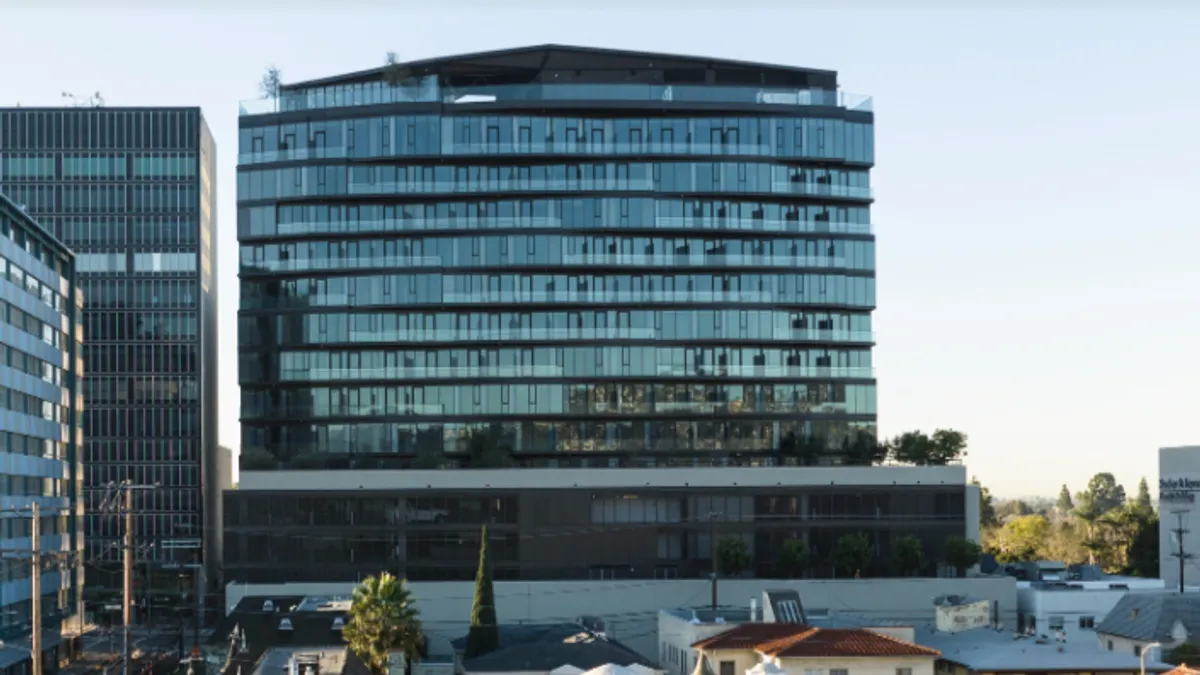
[{"xmin": 239, "ymin": 83, "xmax": 874, "ymax": 117}]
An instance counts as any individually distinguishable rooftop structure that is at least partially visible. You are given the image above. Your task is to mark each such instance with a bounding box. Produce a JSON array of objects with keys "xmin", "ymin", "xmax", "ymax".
[
  {"xmin": 1095, "ymin": 591, "xmax": 1200, "ymax": 653},
  {"xmin": 915, "ymin": 623, "xmax": 1171, "ymax": 674}
]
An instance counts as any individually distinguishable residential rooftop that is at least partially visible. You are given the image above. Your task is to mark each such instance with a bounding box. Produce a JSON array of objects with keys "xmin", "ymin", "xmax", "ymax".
[
  {"xmin": 914, "ymin": 625, "xmax": 1171, "ymax": 673},
  {"xmin": 1095, "ymin": 591, "xmax": 1200, "ymax": 642},
  {"xmin": 692, "ymin": 623, "xmax": 939, "ymax": 659}
]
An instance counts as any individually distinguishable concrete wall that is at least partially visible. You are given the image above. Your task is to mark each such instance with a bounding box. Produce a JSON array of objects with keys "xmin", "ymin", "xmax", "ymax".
[
  {"xmin": 226, "ymin": 576, "xmax": 1017, "ymax": 660},
  {"xmin": 1159, "ymin": 446, "xmax": 1200, "ymax": 591}
]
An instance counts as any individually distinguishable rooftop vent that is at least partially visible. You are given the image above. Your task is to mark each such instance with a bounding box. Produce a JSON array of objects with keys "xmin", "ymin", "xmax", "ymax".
[
  {"xmin": 332, "ymin": 617, "xmax": 345, "ymax": 631},
  {"xmin": 279, "ymin": 617, "xmax": 294, "ymax": 631},
  {"xmin": 263, "ymin": 600, "xmax": 276, "ymax": 612}
]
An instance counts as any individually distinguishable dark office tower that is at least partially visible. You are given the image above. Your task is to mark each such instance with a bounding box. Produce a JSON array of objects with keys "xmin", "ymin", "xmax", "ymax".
[
  {"xmin": 0, "ymin": 192, "xmax": 84, "ymax": 663},
  {"xmin": 0, "ymin": 108, "xmax": 220, "ymax": 609},
  {"xmin": 229, "ymin": 46, "xmax": 952, "ymax": 586}
]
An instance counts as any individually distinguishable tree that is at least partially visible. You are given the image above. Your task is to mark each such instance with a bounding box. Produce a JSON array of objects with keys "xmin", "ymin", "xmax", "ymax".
[
  {"xmin": 1056, "ymin": 485, "xmax": 1075, "ymax": 513},
  {"xmin": 383, "ymin": 51, "xmax": 414, "ymax": 88},
  {"xmin": 465, "ymin": 431, "xmax": 516, "ymax": 468},
  {"xmin": 892, "ymin": 535, "xmax": 925, "ymax": 576},
  {"xmin": 779, "ymin": 432, "xmax": 823, "ymax": 466},
  {"xmin": 716, "ymin": 537, "xmax": 751, "ymax": 577},
  {"xmin": 411, "ymin": 448, "xmax": 446, "ymax": 469},
  {"xmin": 944, "ymin": 536, "xmax": 981, "ymax": 577},
  {"xmin": 972, "ymin": 476, "xmax": 997, "ymax": 528},
  {"xmin": 890, "ymin": 431, "xmax": 934, "ymax": 465},
  {"xmin": 259, "ymin": 65, "xmax": 282, "ymax": 99},
  {"xmin": 929, "ymin": 429, "xmax": 968, "ymax": 465},
  {"xmin": 464, "ymin": 526, "xmax": 500, "ymax": 658},
  {"xmin": 343, "ymin": 572, "xmax": 423, "ymax": 675},
  {"xmin": 842, "ymin": 431, "xmax": 888, "ymax": 466},
  {"xmin": 1126, "ymin": 512, "xmax": 1160, "ymax": 577},
  {"xmin": 239, "ymin": 447, "xmax": 276, "ymax": 470},
  {"xmin": 1133, "ymin": 478, "xmax": 1154, "ymax": 516},
  {"xmin": 989, "ymin": 514, "xmax": 1050, "ymax": 562},
  {"xmin": 1081, "ymin": 473, "xmax": 1127, "ymax": 514},
  {"xmin": 889, "ymin": 429, "xmax": 967, "ymax": 466},
  {"xmin": 1164, "ymin": 641, "xmax": 1200, "ymax": 666},
  {"xmin": 776, "ymin": 538, "xmax": 810, "ymax": 579},
  {"xmin": 832, "ymin": 533, "xmax": 873, "ymax": 578}
]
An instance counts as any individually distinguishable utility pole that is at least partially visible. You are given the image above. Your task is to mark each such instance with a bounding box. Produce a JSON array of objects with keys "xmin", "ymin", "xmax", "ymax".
[
  {"xmin": 123, "ymin": 487, "xmax": 133, "ymax": 675},
  {"xmin": 709, "ymin": 511, "xmax": 721, "ymax": 611},
  {"xmin": 100, "ymin": 481, "xmax": 159, "ymax": 675},
  {"xmin": 31, "ymin": 502, "xmax": 40, "ymax": 675},
  {"xmin": 1171, "ymin": 510, "xmax": 1194, "ymax": 593}
]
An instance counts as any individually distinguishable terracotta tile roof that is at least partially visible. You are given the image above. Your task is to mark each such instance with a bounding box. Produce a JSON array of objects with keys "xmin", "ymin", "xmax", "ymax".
[
  {"xmin": 692, "ymin": 624, "xmax": 809, "ymax": 651},
  {"xmin": 692, "ymin": 624, "xmax": 940, "ymax": 659},
  {"xmin": 1166, "ymin": 666, "xmax": 1200, "ymax": 675}
]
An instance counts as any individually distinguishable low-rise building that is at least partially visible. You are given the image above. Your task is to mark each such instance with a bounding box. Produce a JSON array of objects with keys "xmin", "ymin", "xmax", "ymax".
[
  {"xmin": 450, "ymin": 623, "xmax": 660, "ymax": 675},
  {"xmin": 1017, "ymin": 577, "xmax": 1166, "ymax": 643},
  {"xmin": 1095, "ymin": 592, "xmax": 1200, "ymax": 657},
  {"xmin": 916, "ymin": 623, "xmax": 1171, "ymax": 674},
  {"xmin": 690, "ymin": 621, "xmax": 939, "ymax": 675}
]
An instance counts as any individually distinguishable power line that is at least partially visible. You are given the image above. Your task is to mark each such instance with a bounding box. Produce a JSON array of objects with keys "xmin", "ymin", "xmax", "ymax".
[{"xmin": 99, "ymin": 481, "xmax": 160, "ymax": 675}]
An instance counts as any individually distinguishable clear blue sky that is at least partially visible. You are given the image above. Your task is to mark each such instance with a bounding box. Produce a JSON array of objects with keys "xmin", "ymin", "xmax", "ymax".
[{"xmin": 4, "ymin": 3, "xmax": 1196, "ymax": 498}]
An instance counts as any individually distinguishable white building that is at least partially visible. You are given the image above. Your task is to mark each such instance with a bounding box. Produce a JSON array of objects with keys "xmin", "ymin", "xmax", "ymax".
[
  {"xmin": 1016, "ymin": 577, "xmax": 1166, "ymax": 643},
  {"xmin": 1159, "ymin": 446, "xmax": 1200, "ymax": 591}
]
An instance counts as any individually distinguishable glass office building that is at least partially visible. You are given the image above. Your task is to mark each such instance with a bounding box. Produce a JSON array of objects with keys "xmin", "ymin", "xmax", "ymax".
[
  {"xmin": 0, "ymin": 192, "xmax": 84, "ymax": 666},
  {"xmin": 237, "ymin": 45, "xmax": 876, "ymax": 470},
  {"xmin": 0, "ymin": 108, "xmax": 220, "ymax": 609}
]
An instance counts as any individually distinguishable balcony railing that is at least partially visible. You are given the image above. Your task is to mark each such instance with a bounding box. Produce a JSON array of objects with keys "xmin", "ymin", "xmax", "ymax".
[{"xmin": 239, "ymin": 83, "xmax": 874, "ymax": 117}]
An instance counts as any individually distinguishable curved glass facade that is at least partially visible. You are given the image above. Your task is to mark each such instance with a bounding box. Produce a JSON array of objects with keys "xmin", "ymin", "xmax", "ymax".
[{"xmin": 237, "ymin": 48, "xmax": 876, "ymax": 470}]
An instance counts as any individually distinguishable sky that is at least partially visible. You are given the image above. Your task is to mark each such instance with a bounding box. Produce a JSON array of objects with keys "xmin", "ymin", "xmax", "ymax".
[{"xmin": 2, "ymin": 1, "xmax": 1196, "ymax": 498}]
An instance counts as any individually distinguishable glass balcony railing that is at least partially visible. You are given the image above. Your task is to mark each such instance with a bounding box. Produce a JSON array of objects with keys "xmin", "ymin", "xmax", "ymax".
[
  {"xmin": 344, "ymin": 179, "xmax": 872, "ymax": 200},
  {"xmin": 656, "ymin": 364, "xmax": 874, "ymax": 378},
  {"xmin": 326, "ymin": 328, "xmax": 873, "ymax": 344},
  {"xmin": 439, "ymin": 290, "xmax": 775, "ymax": 304},
  {"xmin": 238, "ymin": 83, "xmax": 873, "ymax": 117},
  {"xmin": 267, "ymin": 216, "xmax": 872, "ymax": 238},
  {"xmin": 238, "ymin": 142, "xmax": 863, "ymax": 165},
  {"xmin": 280, "ymin": 365, "xmax": 566, "ymax": 381},
  {"xmin": 240, "ymin": 254, "xmax": 855, "ymax": 274},
  {"xmin": 560, "ymin": 254, "xmax": 848, "ymax": 268},
  {"xmin": 242, "ymin": 256, "xmax": 442, "ymax": 272}
]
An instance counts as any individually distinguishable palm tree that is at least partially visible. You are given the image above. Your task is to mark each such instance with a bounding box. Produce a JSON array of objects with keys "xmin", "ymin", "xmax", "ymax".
[{"xmin": 343, "ymin": 572, "xmax": 424, "ymax": 675}]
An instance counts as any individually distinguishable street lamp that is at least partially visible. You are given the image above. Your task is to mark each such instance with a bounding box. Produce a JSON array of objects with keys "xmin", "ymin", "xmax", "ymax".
[{"xmin": 1141, "ymin": 641, "xmax": 1162, "ymax": 675}]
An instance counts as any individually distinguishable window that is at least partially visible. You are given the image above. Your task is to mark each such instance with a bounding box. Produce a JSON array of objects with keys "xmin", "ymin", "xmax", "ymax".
[
  {"xmin": 830, "ymin": 670, "xmax": 848, "ymax": 675},
  {"xmin": 719, "ymin": 662, "xmax": 734, "ymax": 675},
  {"xmin": 1134, "ymin": 645, "xmax": 1142, "ymax": 657},
  {"xmin": 896, "ymin": 669, "xmax": 913, "ymax": 675},
  {"xmin": 1107, "ymin": 640, "xmax": 1113, "ymax": 651},
  {"xmin": 1048, "ymin": 615, "xmax": 1064, "ymax": 630},
  {"xmin": 1079, "ymin": 616, "xmax": 1095, "ymax": 629}
]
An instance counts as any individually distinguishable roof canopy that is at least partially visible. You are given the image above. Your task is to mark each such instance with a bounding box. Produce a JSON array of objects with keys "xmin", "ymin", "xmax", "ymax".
[{"xmin": 283, "ymin": 45, "xmax": 838, "ymax": 92}]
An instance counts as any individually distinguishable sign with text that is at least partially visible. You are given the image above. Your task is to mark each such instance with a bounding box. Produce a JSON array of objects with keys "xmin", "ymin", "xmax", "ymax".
[{"xmin": 1160, "ymin": 478, "xmax": 1200, "ymax": 504}]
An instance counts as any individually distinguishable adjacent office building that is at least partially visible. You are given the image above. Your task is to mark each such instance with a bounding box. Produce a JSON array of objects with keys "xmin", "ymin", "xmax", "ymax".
[
  {"xmin": 0, "ymin": 192, "xmax": 84, "ymax": 667},
  {"xmin": 228, "ymin": 45, "xmax": 947, "ymax": 585},
  {"xmin": 0, "ymin": 108, "xmax": 220, "ymax": 605}
]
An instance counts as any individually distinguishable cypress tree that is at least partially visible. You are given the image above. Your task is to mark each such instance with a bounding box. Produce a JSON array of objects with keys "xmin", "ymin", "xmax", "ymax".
[{"xmin": 464, "ymin": 524, "xmax": 500, "ymax": 658}]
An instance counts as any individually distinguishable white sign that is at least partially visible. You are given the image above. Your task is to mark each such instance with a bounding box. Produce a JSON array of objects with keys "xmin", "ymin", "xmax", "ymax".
[{"xmin": 935, "ymin": 600, "xmax": 991, "ymax": 634}]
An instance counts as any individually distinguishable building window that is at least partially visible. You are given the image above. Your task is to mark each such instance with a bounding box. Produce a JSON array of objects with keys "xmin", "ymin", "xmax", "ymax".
[
  {"xmin": 830, "ymin": 670, "xmax": 848, "ymax": 675},
  {"xmin": 719, "ymin": 662, "xmax": 734, "ymax": 675},
  {"xmin": 1107, "ymin": 640, "xmax": 1113, "ymax": 651},
  {"xmin": 896, "ymin": 669, "xmax": 912, "ymax": 675},
  {"xmin": 1134, "ymin": 645, "xmax": 1142, "ymax": 657},
  {"xmin": 1079, "ymin": 616, "xmax": 1095, "ymax": 629},
  {"xmin": 1048, "ymin": 615, "xmax": 1064, "ymax": 630}
]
